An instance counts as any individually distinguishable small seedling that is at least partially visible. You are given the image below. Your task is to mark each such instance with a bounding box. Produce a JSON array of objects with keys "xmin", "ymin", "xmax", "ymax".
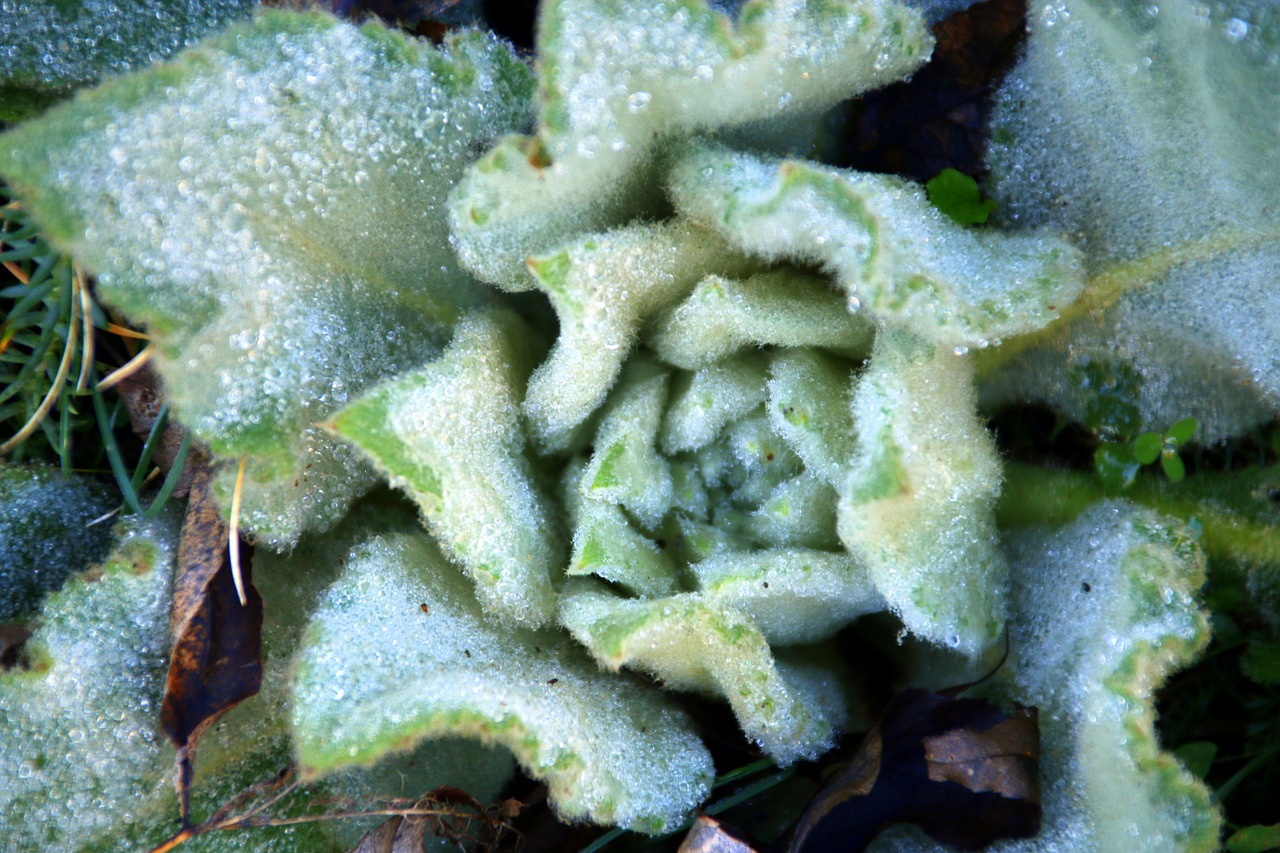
[
  {"xmin": 925, "ymin": 168, "xmax": 997, "ymax": 226},
  {"xmin": 1095, "ymin": 417, "xmax": 1197, "ymax": 493}
]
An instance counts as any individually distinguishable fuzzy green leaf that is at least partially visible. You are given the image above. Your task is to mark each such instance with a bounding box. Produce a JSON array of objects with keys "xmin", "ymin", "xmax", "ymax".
[
  {"xmin": 522, "ymin": 221, "xmax": 758, "ymax": 451},
  {"xmin": 0, "ymin": 0, "xmax": 255, "ymax": 120},
  {"xmin": 982, "ymin": 0, "xmax": 1280, "ymax": 441},
  {"xmin": 690, "ymin": 548, "xmax": 883, "ymax": 645},
  {"xmin": 578, "ymin": 357, "xmax": 674, "ymax": 529},
  {"xmin": 996, "ymin": 504, "xmax": 1220, "ymax": 852},
  {"xmin": 0, "ymin": 12, "xmax": 535, "ymax": 547},
  {"xmin": 875, "ymin": 504, "xmax": 1220, "ymax": 853},
  {"xmin": 292, "ymin": 531, "xmax": 714, "ymax": 833},
  {"xmin": 448, "ymin": 0, "xmax": 932, "ymax": 287},
  {"xmin": 765, "ymin": 348, "xmax": 860, "ymax": 486},
  {"xmin": 670, "ymin": 145, "xmax": 1085, "ymax": 349},
  {"xmin": 660, "ymin": 354, "xmax": 770, "ymax": 454},
  {"xmin": 328, "ymin": 309, "xmax": 562, "ymax": 628},
  {"xmin": 0, "ymin": 462, "xmax": 114, "ymax": 619},
  {"xmin": 838, "ymin": 329, "xmax": 1006, "ymax": 655},
  {"xmin": 558, "ymin": 579, "xmax": 853, "ymax": 764},
  {"xmin": 0, "ymin": 514, "xmax": 179, "ymax": 851},
  {"xmin": 647, "ymin": 269, "xmax": 874, "ymax": 371}
]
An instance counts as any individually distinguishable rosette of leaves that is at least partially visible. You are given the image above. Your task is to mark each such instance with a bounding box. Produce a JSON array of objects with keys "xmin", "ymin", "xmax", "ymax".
[{"xmin": 0, "ymin": 0, "xmax": 1254, "ymax": 847}]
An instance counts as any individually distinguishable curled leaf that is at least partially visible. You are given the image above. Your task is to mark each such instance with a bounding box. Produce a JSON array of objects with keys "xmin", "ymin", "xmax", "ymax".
[
  {"xmin": 449, "ymin": 0, "xmax": 933, "ymax": 286},
  {"xmin": 292, "ymin": 531, "xmax": 713, "ymax": 833},
  {"xmin": 669, "ymin": 145, "xmax": 1084, "ymax": 349}
]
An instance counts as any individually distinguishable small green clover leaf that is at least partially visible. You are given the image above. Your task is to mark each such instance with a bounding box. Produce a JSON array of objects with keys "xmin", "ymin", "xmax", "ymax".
[
  {"xmin": 1097, "ymin": 417, "xmax": 1198, "ymax": 493},
  {"xmin": 1137, "ymin": 418, "xmax": 1198, "ymax": 481},
  {"xmin": 1133, "ymin": 432, "xmax": 1165, "ymax": 466},
  {"xmin": 925, "ymin": 168, "xmax": 997, "ymax": 226}
]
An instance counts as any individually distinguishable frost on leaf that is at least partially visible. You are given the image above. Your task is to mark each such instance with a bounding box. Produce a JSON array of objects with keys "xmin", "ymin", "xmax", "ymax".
[
  {"xmin": 689, "ymin": 549, "xmax": 882, "ymax": 646},
  {"xmin": 0, "ymin": 0, "xmax": 255, "ymax": 120},
  {"xmin": 647, "ymin": 270, "xmax": 875, "ymax": 371},
  {"xmin": 328, "ymin": 309, "xmax": 562, "ymax": 628},
  {"xmin": 0, "ymin": 12, "xmax": 535, "ymax": 547},
  {"xmin": 448, "ymin": 0, "xmax": 932, "ymax": 287},
  {"xmin": 839, "ymin": 329, "xmax": 1006, "ymax": 656},
  {"xmin": 0, "ymin": 462, "xmax": 114, "ymax": 620},
  {"xmin": 522, "ymin": 220, "xmax": 759, "ymax": 451},
  {"xmin": 292, "ymin": 531, "xmax": 713, "ymax": 834},
  {"xmin": 558, "ymin": 579, "xmax": 855, "ymax": 765},
  {"xmin": 765, "ymin": 349, "xmax": 860, "ymax": 486},
  {"xmin": 669, "ymin": 145, "xmax": 1084, "ymax": 349},
  {"xmin": 0, "ymin": 515, "xmax": 178, "ymax": 852},
  {"xmin": 559, "ymin": 355, "xmax": 884, "ymax": 763},
  {"xmin": 982, "ymin": 0, "xmax": 1280, "ymax": 440},
  {"xmin": 874, "ymin": 503, "xmax": 1220, "ymax": 852}
]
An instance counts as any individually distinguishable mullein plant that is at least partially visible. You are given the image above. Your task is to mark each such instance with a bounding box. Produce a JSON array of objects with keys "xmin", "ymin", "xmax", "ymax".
[{"xmin": 1, "ymin": 0, "xmax": 1276, "ymax": 849}]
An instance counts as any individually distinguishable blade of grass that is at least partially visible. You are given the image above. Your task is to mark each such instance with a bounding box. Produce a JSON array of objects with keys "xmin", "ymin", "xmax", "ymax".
[
  {"xmin": 1, "ymin": 277, "xmax": 78, "ymax": 453},
  {"xmin": 0, "ymin": 271, "xmax": 65, "ymax": 407},
  {"xmin": 130, "ymin": 403, "xmax": 170, "ymax": 493},
  {"xmin": 97, "ymin": 345, "xmax": 155, "ymax": 392},
  {"xmin": 142, "ymin": 431, "xmax": 192, "ymax": 519},
  {"xmin": 91, "ymin": 380, "xmax": 145, "ymax": 515}
]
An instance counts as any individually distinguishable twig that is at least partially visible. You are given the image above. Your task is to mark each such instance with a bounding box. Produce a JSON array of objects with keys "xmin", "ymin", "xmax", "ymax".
[{"xmin": 145, "ymin": 768, "xmax": 521, "ymax": 853}]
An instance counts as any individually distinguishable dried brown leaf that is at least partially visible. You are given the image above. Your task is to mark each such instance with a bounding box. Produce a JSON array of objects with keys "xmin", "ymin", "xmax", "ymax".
[
  {"xmin": 161, "ymin": 465, "xmax": 263, "ymax": 825},
  {"xmin": 788, "ymin": 688, "xmax": 1040, "ymax": 852},
  {"xmin": 678, "ymin": 815, "xmax": 759, "ymax": 853},
  {"xmin": 351, "ymin": 815, "xmax": 428, "ymax": 853}
]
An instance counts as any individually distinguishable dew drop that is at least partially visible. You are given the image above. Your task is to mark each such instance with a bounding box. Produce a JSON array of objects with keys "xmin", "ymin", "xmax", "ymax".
[{"xmin": 626, "ymin": 91, "xmax": 652, "ymax": 114}]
